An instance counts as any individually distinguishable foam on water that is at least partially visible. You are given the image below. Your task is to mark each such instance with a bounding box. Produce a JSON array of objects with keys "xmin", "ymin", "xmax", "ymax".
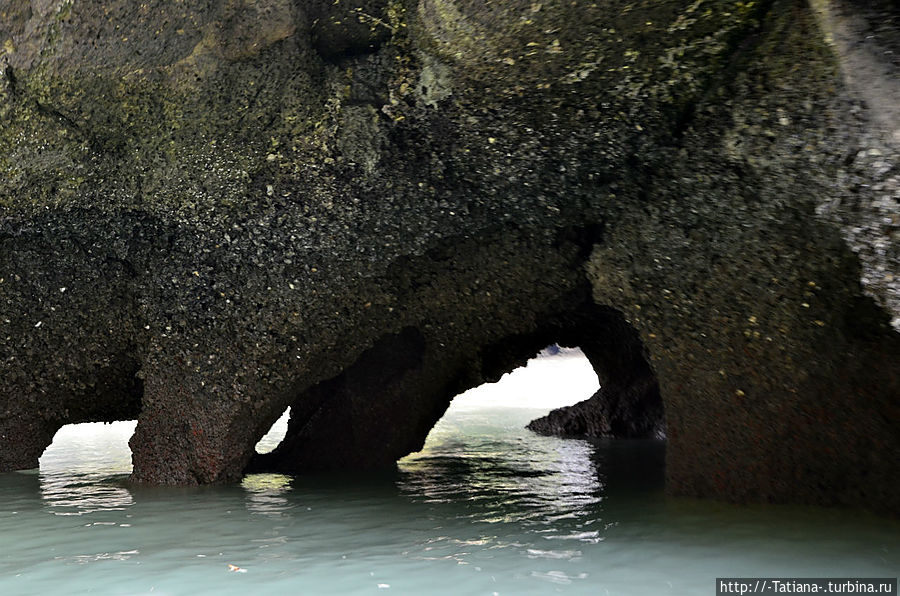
[{"xmin": 1, "ymin": 351, "xmax": 897, "ymax": 595}]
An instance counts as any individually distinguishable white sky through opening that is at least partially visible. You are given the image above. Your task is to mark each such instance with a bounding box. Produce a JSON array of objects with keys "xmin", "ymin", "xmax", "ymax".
[{"xmin": 451, "ymin": 346, "xmax": 600, "ymax": 412}]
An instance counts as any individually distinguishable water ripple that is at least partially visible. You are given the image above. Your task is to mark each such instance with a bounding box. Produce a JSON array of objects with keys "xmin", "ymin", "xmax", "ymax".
[{"xmin": 40, "ymin": 474, "xmax": 134, "ymax": 516}]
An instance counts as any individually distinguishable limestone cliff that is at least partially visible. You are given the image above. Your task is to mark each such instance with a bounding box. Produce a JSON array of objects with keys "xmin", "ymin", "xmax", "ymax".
[{"xmin": 0, "ymin": 0, "xmax": 897, "ymax": 512}]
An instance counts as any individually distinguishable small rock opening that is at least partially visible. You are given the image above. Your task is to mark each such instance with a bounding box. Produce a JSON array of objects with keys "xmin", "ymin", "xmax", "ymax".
[
  {"xmin": 255, "ymin": 408, "xmax": 291, "ymax": 455},
  {"xmin": 246, "ymin": 326, "xmax": 434, "ymax": 475}
]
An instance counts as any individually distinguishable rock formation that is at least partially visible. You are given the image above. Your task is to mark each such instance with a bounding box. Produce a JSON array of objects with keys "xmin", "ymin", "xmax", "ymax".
[{"xmin": 0, "ymin": 0, "xmax": 897, "ymax": 512}]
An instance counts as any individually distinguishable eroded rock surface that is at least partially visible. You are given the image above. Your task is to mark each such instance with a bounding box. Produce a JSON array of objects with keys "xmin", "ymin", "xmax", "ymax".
[{"xmin": 0, "ymin": 0, "xmax": 897, "ymax": 512}]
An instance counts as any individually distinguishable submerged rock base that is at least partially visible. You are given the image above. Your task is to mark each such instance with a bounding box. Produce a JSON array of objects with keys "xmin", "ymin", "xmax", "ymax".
[{"xmin": 1, "ymin": 0, "xmax": 898, "ymax": 512}]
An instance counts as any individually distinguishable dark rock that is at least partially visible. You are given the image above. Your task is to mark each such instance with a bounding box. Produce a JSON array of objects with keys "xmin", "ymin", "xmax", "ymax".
[
  {"xmin": 309, "ymin": 0, "xmax": 394, "ymax": 61},
  {"xmin": 0, "ymin": 0, "xmax": 897, "ymax": 514},
  {"xmin": 527, "ymin": 381, "xmax": 665, "ymax": 440}
]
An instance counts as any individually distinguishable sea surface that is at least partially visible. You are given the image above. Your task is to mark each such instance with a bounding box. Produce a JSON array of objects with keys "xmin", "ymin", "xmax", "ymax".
[{"xmin": 0, "ymin": 352, "xmax": 897, "ymax": 595}]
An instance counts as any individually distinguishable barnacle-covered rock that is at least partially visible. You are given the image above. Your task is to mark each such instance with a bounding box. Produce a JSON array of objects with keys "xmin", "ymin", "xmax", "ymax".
[{"xmin": 0, "ymin": 0, "xmax": 897, "ymax": 513}]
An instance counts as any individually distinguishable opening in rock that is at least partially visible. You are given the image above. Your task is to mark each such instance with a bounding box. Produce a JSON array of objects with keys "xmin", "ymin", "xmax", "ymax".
[
  {"xmin": 245, "ymin": 326, "xmax": 432, "ymax": 475},
  {"xmin": 36, "ymin": 421, "xmax": 137, "ymax": 515},
  {"xmin": 398, "ymin": 345, "xmax": 598, "ymax": 462},
  {"xmin": 244, "ymin": 303, "xmax": 666, "ymax": 479},
  {"xmin": 38, "ymin": 421, "xmax": 138, "ymax": 476},
  {"xmin": 397, "ymin": 343, "xmax": 665, "ymax": 516},
  {"xmin": 396, "ymin": 335, "xmax": 666, "ymax": 517},
  {"xmin": 255, "ymin": 407, "xmax": 291, "ymax": 455},
  {"xmin": 452, "ymin": 345, "xmax": 599, "ymax": 412}
]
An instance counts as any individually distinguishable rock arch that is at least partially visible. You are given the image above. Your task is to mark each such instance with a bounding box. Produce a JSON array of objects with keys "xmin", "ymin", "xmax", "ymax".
[
  {"xmin": 249, "ymin": 300, "xmax": 664, "ymax": 475},
  {"xmin": 0, "ymin": 0, "xmax": 898, "ymax": 513}
]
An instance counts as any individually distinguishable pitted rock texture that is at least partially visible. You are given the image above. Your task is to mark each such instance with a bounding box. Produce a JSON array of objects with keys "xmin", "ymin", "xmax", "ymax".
[{"xmin": 0, "ymin": 0, "xmax": 898, "ymax": 512}]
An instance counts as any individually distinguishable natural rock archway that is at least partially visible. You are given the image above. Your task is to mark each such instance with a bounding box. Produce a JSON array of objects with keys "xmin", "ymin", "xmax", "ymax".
[
  {"xmin": 1, "ymin": 0, "xmax": 898, "ymax": 513},
  {"xmin": 250, "ymin": 298, "xmax": 664, "ymax": 474}
]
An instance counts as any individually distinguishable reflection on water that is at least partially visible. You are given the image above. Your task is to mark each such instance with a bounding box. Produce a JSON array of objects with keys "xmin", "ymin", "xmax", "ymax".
[
  {"xmin": 40, "ymin": 477, "xmax": 134, "ymax": 517},
  {"xmin": 242, "ymin": 474, "xmax": 293, "ymax": 517},
  {"xmin": 399, "ymin": 427, "xmax": 605, "ymax": 537},
  {"xmin": 0, "ymin": 353, "xmax": 897, "ymax": 595}
]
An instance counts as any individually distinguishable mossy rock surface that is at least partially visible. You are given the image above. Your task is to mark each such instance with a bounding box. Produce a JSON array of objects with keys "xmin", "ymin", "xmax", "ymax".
[{"xmin": 0, "ymin": 0, "xmax": 897, "ymax": 513}]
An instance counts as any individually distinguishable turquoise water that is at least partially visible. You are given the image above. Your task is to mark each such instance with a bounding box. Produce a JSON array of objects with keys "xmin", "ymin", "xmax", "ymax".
[{"xmin": 0, "ymin": 354, "xmax": 897, "ymax": 595}]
